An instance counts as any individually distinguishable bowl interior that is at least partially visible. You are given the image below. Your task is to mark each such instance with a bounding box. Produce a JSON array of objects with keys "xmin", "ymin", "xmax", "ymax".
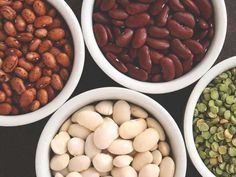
[
  {"xmin": 82, "ymin": 0, "xmax": 227, "ymax": 94},
  {"xmin": 184, "ymin": 57, "xmax": 236, "ymax": 177},
  {"xmin": 0, "ymin": 0, "xmax": 85, "ymax": 127},
  {"xmin": 36, "ymin": 87, "xmax": 187, "ymax": 177}
]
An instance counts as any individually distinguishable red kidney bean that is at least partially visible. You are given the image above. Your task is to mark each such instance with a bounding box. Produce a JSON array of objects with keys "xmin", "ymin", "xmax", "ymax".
[
  {"xmin": 171, "ymin": 38, "xmax": 193, "ymax": 60},
  {"xmin": 106, "ymin": 52, "xmax": 128, "ymax": 73},
  {"xmin": 100, "ymin": 0, "xmax": 116, "ymax": 11},
  {"xmin": 112, "ymin": 19, "xmax": 125, "ymax": 27},
  {"xmin": 138, "ymin": 45, "xmax": 152, "ymax": 72},
  {"xmin": 156, "ymin": 5, "xmax": 169, "ymax": 27},
  {"xmin": 147, "ymin": 37, "xmax": 170, "ymax": 50},
  {"xmin": 132, "ymin": 28, "xmax": 147, "ymax": 48},
  {"xmin": 182, "ymin": 0, "xmax": 200, "ymax": 16},
  {"xmin": 93, "ymin": 12, "xmax": 109, "ymax": 24},
  {"xmin": 182, "ymin": 56, "xmax": 193, "ymax": 73},
  {"xmin": 199, "ymin": 18, "xmax": 209, "ymax": 29},
  {"xmin": 168, "ymin": 54, "xmax": 183, "ymax": 77},
  {"xmin": 184, "ymin": 39, "xmax": 204, "ymax": 54},
  {"xmin": 126, "ymin": 64, "xmax": 148, "ymax": 81},
  {"xmin": 148, "ymin": 26, "xmax": 169, "ymax": 38},
  {"xmin": 168, "ymin": 0, "xmax": 185, "ymax": 12},
  {"xmin": 93, "ymin": 0, "xmax": 214, "ymax": 82},
  {"xmin": 102, "ymin": 43, "xmax": 122, "ymax": 54},
  {"xmin": 150, "ymin": 0, "xmax": 168, "ymax": 15},
  {"xmin": 195, "ymin": 0, "xmax": 213, "ymax": 20},
  {"xmin": 94, "ymin": 24, "xmax": 108, "ymax": 47},
  {"xmin": 126, "ymin": 13, "xmax": 150, "ymax": 28},
  {"xmin": 173, "ymin": 12, "xmax": 195, "ymax": 28},
  {"xmin": 150, "ymin": 50, "xmax": 164, "ymax": 64},
  {"xmin": 151, "ymin": 74, "xmax": 161, "ymax": 82},
  {"xmin": 116, "ymin": 28, "xmax": 133, "ymax": 47},
  {"xmin": 126, "ymin": 3, "xmax": 149, "ymax": 15},
  {"xmin": 167, "ymin": 19, "xmax": 193, "ymax": 40},
  {"xmin": 160, "ymin": 57, "xmax": 175, "ymax": 81},
  {"xmin": 109, "ymin": 9, "xmax": 128, "ymax": 20}
]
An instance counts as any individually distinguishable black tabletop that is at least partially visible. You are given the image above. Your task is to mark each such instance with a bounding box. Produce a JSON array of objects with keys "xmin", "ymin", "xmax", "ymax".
[{"xmin": 0, "ymin": 0, "xmax": 235, "ymax": 177}]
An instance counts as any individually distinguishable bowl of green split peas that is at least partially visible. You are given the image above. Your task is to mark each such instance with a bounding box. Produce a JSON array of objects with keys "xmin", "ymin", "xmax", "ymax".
[{"xmin": 184, "ymin": 57, "xmax": 236, "ymax": 177}]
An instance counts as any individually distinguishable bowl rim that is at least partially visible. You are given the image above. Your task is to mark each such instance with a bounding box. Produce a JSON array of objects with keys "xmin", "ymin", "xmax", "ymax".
[
  {"xmin": 81, "ymin": 0, "xmax": 227, "ymax": 94},
  {"xmin": 0, "ymin": 0, "xmax": 85, "ymax": 127},
  {"xmin": 35, "ymin": 87, "xmax": 187, "ymax": 177},
  {"xmin": 184, "ymin": 57, "xmax": 236, "ymax": 177}
]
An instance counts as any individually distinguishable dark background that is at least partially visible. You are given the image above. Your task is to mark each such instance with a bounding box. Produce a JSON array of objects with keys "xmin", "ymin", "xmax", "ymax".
[{"xmin": 0, "ymin": 0, "xmax": 235, "ymax": 177}]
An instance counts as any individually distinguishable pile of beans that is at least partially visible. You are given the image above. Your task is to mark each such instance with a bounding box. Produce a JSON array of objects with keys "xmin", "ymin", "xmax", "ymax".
[
  {"xmin": 50, "ymin": 100, "xmax": 175, "ymax": 177},
  {"xmin": 193, "ymin": 68, "xmax": 236, "ymax": 176},
  {"xmin": 0, "ymin": 0, "xmax": 73, "ymax": 115},
  {"xmin": 93, "ymin": 0, "xmax": 214, "ymax": 82}
]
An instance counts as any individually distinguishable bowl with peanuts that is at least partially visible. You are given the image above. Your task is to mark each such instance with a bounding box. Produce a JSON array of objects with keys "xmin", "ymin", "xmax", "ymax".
[
  {"xmin": 0, "ymin": 0, "xmax": 85, "ymax": 126},
  {"xmin": 82, "ymin": 0, "xmax": 227, "ymax": 94}
]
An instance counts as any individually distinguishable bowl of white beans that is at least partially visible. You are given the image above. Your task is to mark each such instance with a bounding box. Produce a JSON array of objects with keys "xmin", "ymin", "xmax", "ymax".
[{"xmin": 35, "ymin": 87, "xmax": 186, "ymax": 177}]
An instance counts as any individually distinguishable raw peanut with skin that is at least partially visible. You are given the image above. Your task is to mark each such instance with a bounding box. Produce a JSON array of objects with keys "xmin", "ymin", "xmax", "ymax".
[{"xmin": 132, "ymin": 28, "xmax": 147, "ymax": 48}]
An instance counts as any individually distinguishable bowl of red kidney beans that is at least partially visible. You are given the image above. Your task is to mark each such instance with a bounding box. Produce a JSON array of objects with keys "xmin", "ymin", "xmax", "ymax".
[{"xmin": 82, "ymin": 0, "xmax": 227, "ymax": 94}]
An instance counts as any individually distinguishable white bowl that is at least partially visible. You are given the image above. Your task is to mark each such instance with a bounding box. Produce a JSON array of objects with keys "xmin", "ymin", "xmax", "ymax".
[
  {"xmin": 184, "ymin": 57, "xmax": 236, "ymax": 177},
  {"xmin": 0, "ymin": 0, "xmax": 85, "ymax": 127},
  {"xmin": 81, "ymin": 0, "xmax": 227, "ymax": 94},
  {"xmin": 36, "ymin": 87, "xmax": 187, "ymax": 177}
]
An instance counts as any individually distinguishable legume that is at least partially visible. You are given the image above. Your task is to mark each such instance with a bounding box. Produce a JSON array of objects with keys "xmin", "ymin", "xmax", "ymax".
[{"xmin": 193, "ymin": 68, "xmax": 236, "ymax": 177}]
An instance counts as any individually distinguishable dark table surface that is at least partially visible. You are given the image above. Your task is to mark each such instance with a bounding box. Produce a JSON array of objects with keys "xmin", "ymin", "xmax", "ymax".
[{"xmin": 0, "ymin": 0, "xmax": 235, "ymax": 177}]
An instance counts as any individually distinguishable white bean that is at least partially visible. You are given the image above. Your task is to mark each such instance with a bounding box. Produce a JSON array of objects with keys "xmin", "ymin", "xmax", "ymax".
[
  {"xmin": 150, "ymin": 144, "xmax": 158, "ymax": 151},
  {"xmin": 50, "ymin": 154, "xmax": 70, "ymax": 171},
  {"xmin": 67, "ymin": 137, "xmax": 84, "ymax": 156},
  {"xmin": 130, "ymin": 105, "xmax": 148, "ymax": 118},
  {"xmin": 71, "ymin": 105, "xmax": 95, "ymax": 122},
  {"xmin": 132, "ymin": 151, "xmax": 153, "ymax": 171},
  {"xmin": 72, "ymin": 110, "xmax": 103, "ymax": 131},
  {"xmin": 119, "ymin": 119, "xmax": 147, "ymax": 139},
  {"xmin": 80, "ymin": 167, "xmax": 99, "ymax": 177},
  {"xmin": 111, "ymin": 166, "xmax": 137, "ymax": 177},
  {"xmin": 146, "ymin": 118, "xmax": 166, "ymax": 141},
  {"xmin": 159, "ymin": 142, "xmax": 170, "ymax": 156},
  {"xmin": 113, "ymin": 100, "xmax": 131, "ymax": 125},
  {"xmin": 159, "ymin": 157, "xmax": 175, "ymax": 177},
  {"xmin": 85, "ymin": 133, "xmax": 101, "ymax": 158},
  {"xmin": 66, "ymin": 172, "xmax": 82, "ymax": 177},
  {"xmin": 60, "ymin": 119, "xmax": 72, "ymax": 132},
  {"xmin": 51, "ymin": 132, "xmax": 70, "ymax": 155},
  {"xmin": 108, "ymin": 139, "xmax": 133, "ymax": 155},
  {"xmin": 133, "ymin": 128, "xmax": 159, "ymax": 152},
  {"xmin": 95, "ymin": 101, "xmax": 113, "ymax": 115},
  {"xmin": 93, "ymin": 118, "xmax": 119, "ymax": 149},
  {"xmin": 113, "ymin": 155, "xmax": 133, "ymax": 168},
  {"xmin": 68, "ymin": 124, "xmax": 91, "ymax": 139},
  {"xmin": 68, "ymin": 155, "xmax": 91, "ymax": 172},
  {"xmin": 57, "ymin": 168, "xmax": 69, "ymax": 176},
  {"xmin": 92, "ymin": 153, "xmax": 113, "ymax": 173},
  {"xmin": 152, "ymin": 150, "xmax": 162, "ymax": 165},
  {"xmin": 55, "ymin": 172, "xmax": 64, "ymax": 177},
  {"xmin": 139, "ymin": 164, "xmax": 160, "ymax": 177}
]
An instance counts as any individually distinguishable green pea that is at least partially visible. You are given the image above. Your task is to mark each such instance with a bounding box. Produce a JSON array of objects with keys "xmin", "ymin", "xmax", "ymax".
[
  {"xmin": 226, "ymin": 96, "xmax": 235, "ymax": 105},
  {"xmin": 199, "ymin": 150, "xmax": 207, "ymax": 159},
  {"xmin": 211, "ymin": 142, "xmax": 219, "ymax": 152},
  {"xmin": 219, "ymin": 146, "xmax": 227, "ymax": 155},
  {"xmin": 231, "ymin": 103, "xmax": 236, "ymax": 112},
  {"xmin": 210, "ymin": 106, "xmax": 219, "ymax": 114},
  {"xmin": 197, "ymin": 103, "xmax": 207, "ymax": 113},
  {"xmin": 224, "ymin": 110, "xmax": 231, "ymax": 120},
  {"xmin": 219, "ymin": 73, "xmax": 228, "ymax": 79},
  {"xmin": 209, "ymin": 100, "xmax": 215, "ymax": 107},
  {"xmin": 211, "ymin": 90, "xmax": 219, "ymax": 100},
  {"xmin": 195, "ymin": 135, "xmax": 204, "ymax": 144},
  {"xmin": 215, "ymin": 167, "xmax": 223, "ymax": 175},
  {"xmin": 204, "ymin": 93, "xmax": 211, "ymax": 101},
  {"xmin": 215, "ymin": 100, "xmax": 223, "ymax": 107},
  {"xmin": 219, "ymin": 84, "xmax": 228, "ymax": 92},
  {"xmin": 198, "ymin": 122, "xmax": 209, "ymax": 132},
  {"xmin": 210, "ymin": 126, "xmax": 217, "ymax": 134},
  {"xmin": 209, "ymin": 150, "xmax": 219, "ymax": 158},
  {"xmin": 230, "ymin": 115, "xmax": 236, "ymax": 124},
  {"xmin": 232, "ymin": 138, "xmax": 236, "ymax": 147},
  {"xmin": 229, "ymin": 147, "xmax": 236, "ymax": 157},
  {"xmin": 202, "ymin": 131, "xmax": 211, "ymax": 139}
]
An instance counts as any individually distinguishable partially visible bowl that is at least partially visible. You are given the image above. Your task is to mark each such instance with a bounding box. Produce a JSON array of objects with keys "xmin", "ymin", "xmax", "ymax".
[
  {"xmin": 0, "ymin": 0, "xmax": 85, "ymax": 127},
  {"xmin": 184, "ymin": 57, "xmax": 236, "ymax": 177},
  {"xmin": 81, "ymin": 0, "xmax": 227, "ymax": 94},
  {"xmin": 36, "ymin": 87, "xmax": 187, "ymax": 177}
]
